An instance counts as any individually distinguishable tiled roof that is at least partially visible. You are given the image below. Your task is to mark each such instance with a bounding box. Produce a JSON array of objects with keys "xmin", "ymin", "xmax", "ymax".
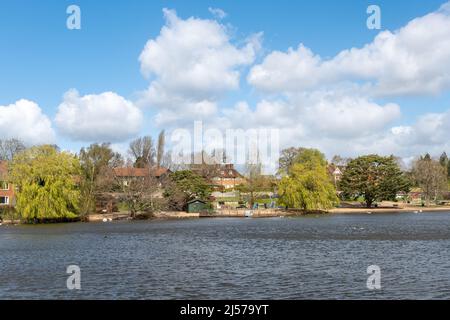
[{"xmin": 113, "ymin": 167, "xmax": 170, "ymax": 178}]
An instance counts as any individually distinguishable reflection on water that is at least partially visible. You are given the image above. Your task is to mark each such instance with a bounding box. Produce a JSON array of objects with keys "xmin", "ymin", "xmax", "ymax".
[{"xmin": 1, "ymin": 212, "xmax": 450, "ymax": 299}]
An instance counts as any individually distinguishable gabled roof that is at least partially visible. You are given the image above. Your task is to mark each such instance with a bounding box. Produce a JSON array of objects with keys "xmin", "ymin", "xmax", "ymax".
[
  {"xmin": 187, "ymin": 199, "xmax": 207, "ymax": 205},
  {"xmin": 327, "ymin": 164, "xmax": 344, "ymax": 175},
  {"xmin": 113, "ymin": 167, "xmax": 170, "ymax": 178},
  {"xmin": 191, "ymin": 164, "xmax": 243, "ymax": 179},
  {"xmin": 216, "ymin": 167, "xmax": 242, "ymax": 179}
]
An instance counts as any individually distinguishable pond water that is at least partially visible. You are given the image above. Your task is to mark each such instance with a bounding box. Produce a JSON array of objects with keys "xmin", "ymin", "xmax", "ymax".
[{"xmin": 1, "ymin": 212, "xmax": 450, "ymax": 299}]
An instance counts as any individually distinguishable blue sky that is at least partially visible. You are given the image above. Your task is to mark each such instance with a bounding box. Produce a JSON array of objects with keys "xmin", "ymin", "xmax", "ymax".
[{"xmin": 1, "ymin": 0, "xmax": 450, "ymax": 163}]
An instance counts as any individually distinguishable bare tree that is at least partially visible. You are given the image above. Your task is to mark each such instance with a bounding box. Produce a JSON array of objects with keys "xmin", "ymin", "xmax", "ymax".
[
  {"xmin": 331, "ymin": 155, "xmax": 351, "ymax": 167},
  {"xmin": 78, "ymin": 143, "xmax": 124, "ymax": 216},
  {"xmin": 278, "ymin": 147, "xmax": 305, "ymax": 175},
  {"xmin": 128, "ymin": 136, "xmax": 155, "ymax": 168},
  {"xmin": 412, "ymin": 157, "xmax": 448, "ymax": 204},
  {"xmin": 116, "ymin": 167, "xmax": 164, "ymax": 218},
  {"xmin": 0, "ymin": 138, "xmax": 26, "ymax": 161}
]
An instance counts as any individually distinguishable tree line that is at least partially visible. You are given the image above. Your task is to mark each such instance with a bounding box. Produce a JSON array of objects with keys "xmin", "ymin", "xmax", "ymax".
[
  {"xmin": 0, "ymin": 135, "xmax": 212, "ymax": 223},
  {"xmin": 2, "ymin": 136, "xmax": 450, "ymax": 222},
  {"xmin": 277, "ymin": 147, "xmax": 450, "ymax": 209}
]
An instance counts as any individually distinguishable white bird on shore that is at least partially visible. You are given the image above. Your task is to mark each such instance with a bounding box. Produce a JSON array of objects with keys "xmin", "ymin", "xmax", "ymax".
[{"xmin": 102, "ymin": 218, "xmax": 108, "ymax": 222}]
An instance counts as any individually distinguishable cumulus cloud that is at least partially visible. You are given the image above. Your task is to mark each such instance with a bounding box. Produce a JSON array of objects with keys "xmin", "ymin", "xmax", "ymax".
[
  {"xmin": 248, "ymin": 2, "xmax": 450, "ymax": 96},
  {"xmin": 138, "ymin": 9, "xmax": 261, "ymax": 125},
  {"xmin": 141, "ymin": 3, "xmax": 450, "ymax": 169},
  {"xmin": 55, "ymin": 89, "xmax": 143, "ymax": 142},
  {"xmin": 219, "ymin": 92, "xmax": 401, "ymax": 140},
  {"xmin": 0, "ymin": 99, "xmax": 55, "ymax": 145}
]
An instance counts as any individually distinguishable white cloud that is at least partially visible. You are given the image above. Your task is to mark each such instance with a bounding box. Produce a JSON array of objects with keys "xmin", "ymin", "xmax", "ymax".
[
  {"xmin": 55, "ymin": 89, "xmax": 143, "ymax": 142},
  {"xmin": 138, "ymin": 9, "xmax": 261, "ymax": 126},
  {"xmin": 208, "ymin": 7, "xmax": 227, "ymax": 20},
  {"xmin": 391, "ymin": 110, "xmax": 450, "ymax": 146},
  {"xmin": 220, "ymin": 92, "xmax": 400, "ymax": 138},
  {"xmin": 0, "ymin": 99, "xmax": 55, "ymax": 145},
  {"xmin": 248, "ymin": 2, "xmax": 450, "ymax": 96}
]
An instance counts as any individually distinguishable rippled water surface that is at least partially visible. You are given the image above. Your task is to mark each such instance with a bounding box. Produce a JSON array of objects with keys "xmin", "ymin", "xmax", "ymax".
[{"xmin": 1, "ymin": 212, "xmax": 450, "ymax": 299}]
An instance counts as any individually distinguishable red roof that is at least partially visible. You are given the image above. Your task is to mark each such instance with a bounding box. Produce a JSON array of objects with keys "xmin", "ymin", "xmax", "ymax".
[{"xmin": 113, "ymin": 167, "xmax": 170, "ymax": 178}]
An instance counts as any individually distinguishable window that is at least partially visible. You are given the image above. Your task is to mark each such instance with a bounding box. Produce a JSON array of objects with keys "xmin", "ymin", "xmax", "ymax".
[
  {"xmin": 0, "ymin": 196, "xmax": 9, "ymax": 205},
  {"xmin": 0, "ymin": 181, "xmax": 9, "ymax": 190}
]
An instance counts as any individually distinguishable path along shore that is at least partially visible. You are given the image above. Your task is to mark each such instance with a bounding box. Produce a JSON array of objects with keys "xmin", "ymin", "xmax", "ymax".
[{"xmin": 2, "ymin": 205, "xmax": 450, "ymax": 225}]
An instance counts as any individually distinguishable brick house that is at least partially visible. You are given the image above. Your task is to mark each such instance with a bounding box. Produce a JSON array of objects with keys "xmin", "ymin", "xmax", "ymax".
[
  {"xmin": 191, "ymin": 164, "xmax": 246, "ymax": 191},
  {"xmin": 113, "ymin": 166, "xmax": 171, "ymax": 187},
  {"xmin": 0, "ymin": 161, "xmax": 15, "ymax": 207},
  {"xmin": 212, "ymin": 164, "xmax": 246, "ymax": 190}
]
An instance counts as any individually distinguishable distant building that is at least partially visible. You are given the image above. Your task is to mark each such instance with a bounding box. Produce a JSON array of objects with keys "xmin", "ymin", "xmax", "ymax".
[
  {"xmin": 191, "ymin": 164, "xmax": 246, "ymax": 191},
  {"xmin": 0, "ymin": 161, "xmax": 15, "ymax": 207},
  {"xmin": 113, "ymin": 167, "xmax": 171, "ymax": 187},
  {"xmin": 327, "ymin": 164, "xmax": 344, "ymax": 188},
  {"xmin": 187, "ymin": 199, "xmax": 208, "ymax": 213}
]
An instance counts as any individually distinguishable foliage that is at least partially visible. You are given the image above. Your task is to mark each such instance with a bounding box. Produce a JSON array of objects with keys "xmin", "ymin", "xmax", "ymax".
[
  {"xmin": 340, "ymin": 155, "xmax": 411, "ymax": 208},
  {"xmin": 412, "ymin": 156, "xmax": 448, "ymax": 204},
  {"xmin": 278, "ymin": 147, "xmax": 327, "ymax": 175},
  {"xmin": 10, "ymin": 145, "xmax": 81, "ymax": 222},
  {"xmin": 278, "ymin": 162, "xmax": 339, "ymax": 211},
  {"xmin": 163, "ymin": 170, "xmax": 211, "ymax": 210},
  {"xmin": 78, "ymin": 143, "xmax": 123, "ymax": 216},
  {"xmin": 278, "ymin": 147, "xmax": 304, "ymax": 175},
  {"xmin": 293, "ymin": 148, "xmax": 327, "ymax": 169},
  {"xmin": 439, "ymin": 152, "xmax": 450, "ymax": 177},
  {"xmin": 236, "ymin": 163, "xmax": 275, "ymax": 207}
]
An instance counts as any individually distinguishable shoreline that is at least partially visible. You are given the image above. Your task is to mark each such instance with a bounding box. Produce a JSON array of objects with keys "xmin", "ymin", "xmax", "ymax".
[
  {"xmin": 329, "ymin": 206, "xmax": 450, "ymax": 214},
  {"xmin": 2, "ymin": 206, "xmax": 450, "ymax": 225}
]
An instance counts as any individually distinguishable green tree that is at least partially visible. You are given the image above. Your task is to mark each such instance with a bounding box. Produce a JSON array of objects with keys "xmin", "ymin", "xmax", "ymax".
[
  {"xmin": 278, "ymin": 147, "xmax": 328, "ymax": 176},
  {"xmin": 439, "ymin": 152, "xmax": 449, "ymax": 177},
  {"xmin": 10, "ymin": 145, "xmax": 81, "ymax": 222},
  {"xmin": 164, "ymin": 170, "xmax": 211, "ymax": 210},
  {"xmin": 293, "ymin": 148, "xmax": 327, "ymax": 169},
  {"xmin": 278, "ymin": 161, "xmax": 339, "ymax": 211},
  {"xmin": 278, "ymin": 147, "xmax": 304, "ymax": 175},
  {"xmin": 340, "ymin": 155, "xmax": 410, "ymax": 208}
]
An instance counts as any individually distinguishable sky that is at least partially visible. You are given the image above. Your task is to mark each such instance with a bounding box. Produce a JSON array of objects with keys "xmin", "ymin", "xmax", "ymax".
[{"xmin": 1, "ymin": 0, "xmax": 450, "ymax": 167}]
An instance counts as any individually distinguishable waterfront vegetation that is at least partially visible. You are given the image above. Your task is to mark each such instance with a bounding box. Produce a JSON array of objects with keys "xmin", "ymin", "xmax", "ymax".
[
  {"xmin": 1, "ymin": 136, "xmax": 450, "ymax": 224},
  {"xmin": 278, "ymin": 149, "xmax": 338, "ymax": 210}
]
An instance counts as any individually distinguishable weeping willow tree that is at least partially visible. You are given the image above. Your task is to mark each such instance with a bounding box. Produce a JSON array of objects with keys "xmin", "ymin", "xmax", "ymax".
[
  {"xmin": 10, "ymin": 145, "xmax": 81, "ymax": 222},
  {"xmin": 278, "ymin": 161, "xmax": 339, "ymax": 211}
]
